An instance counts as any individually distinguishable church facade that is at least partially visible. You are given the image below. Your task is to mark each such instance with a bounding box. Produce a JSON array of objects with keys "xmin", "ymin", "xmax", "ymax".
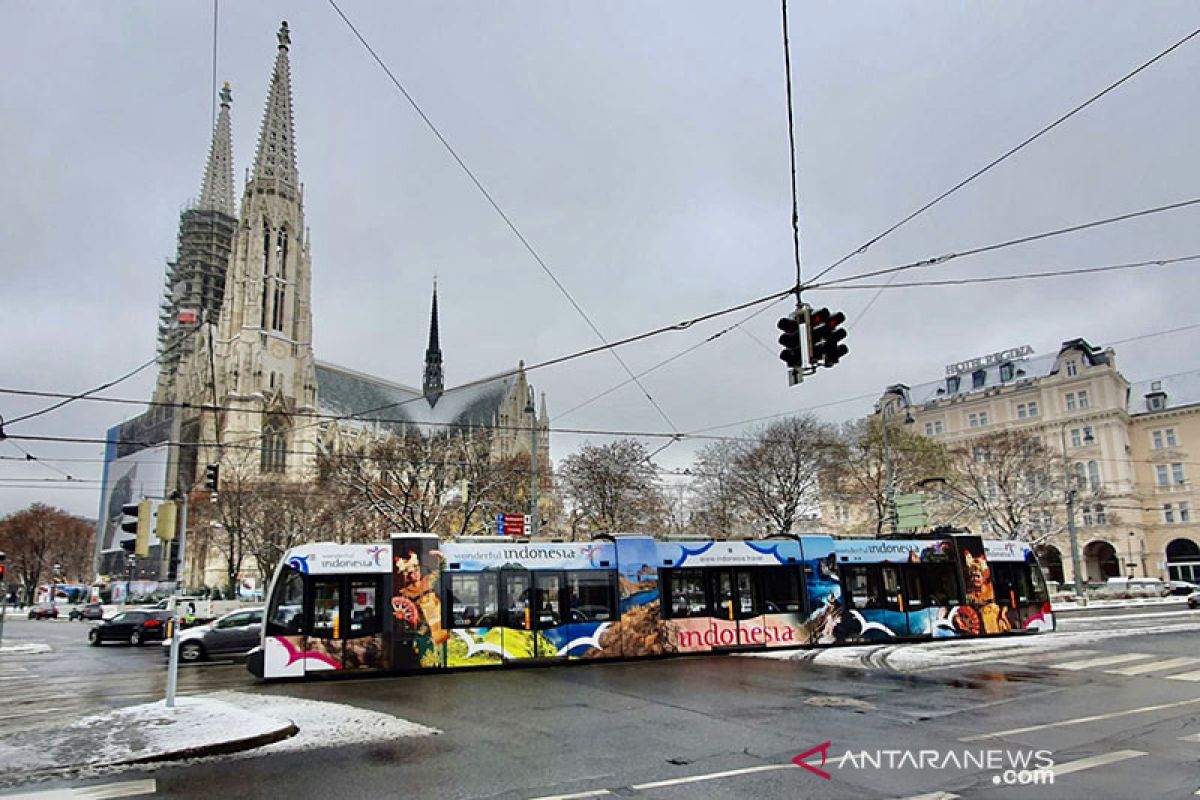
[{"xmin": 95, "ymin": 22, "xmax": 549, "ymax": 585}]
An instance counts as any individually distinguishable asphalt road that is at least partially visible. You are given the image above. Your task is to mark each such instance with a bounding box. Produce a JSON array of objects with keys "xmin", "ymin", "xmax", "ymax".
[{"xmin": 2, "ymin": 606, "xmax": 1199, "ymax": 799}]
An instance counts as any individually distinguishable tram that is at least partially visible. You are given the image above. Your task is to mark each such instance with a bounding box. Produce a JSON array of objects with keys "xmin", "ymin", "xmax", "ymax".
[{"xmin": 246, "ymin": 532, "xmax": 1053, "ymax": 679}]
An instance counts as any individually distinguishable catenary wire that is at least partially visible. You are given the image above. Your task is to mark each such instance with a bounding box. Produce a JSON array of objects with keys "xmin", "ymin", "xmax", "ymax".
[
  {"xmin": 326, "ymin": 0, "xmax": 682, "ymax": 435},
  {"xmin": 807, "ymin": 25, "xmax": 1200, "ymax": 285}
]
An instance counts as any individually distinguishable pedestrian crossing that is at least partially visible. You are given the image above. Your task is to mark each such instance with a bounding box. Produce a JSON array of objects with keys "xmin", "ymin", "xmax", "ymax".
[{"xmin": 1002, "ymin": 648, "xmax": 1200, "ymax": 681}]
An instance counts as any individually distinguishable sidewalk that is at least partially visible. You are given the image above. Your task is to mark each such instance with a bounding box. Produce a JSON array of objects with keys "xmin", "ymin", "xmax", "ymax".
[{"xmin": 1053, "ymin": 596, "xmax": 1186, "ymax": 612}]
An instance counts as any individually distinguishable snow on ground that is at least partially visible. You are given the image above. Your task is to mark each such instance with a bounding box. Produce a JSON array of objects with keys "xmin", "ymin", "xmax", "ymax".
[
  {"xmin": 0, "ymin": 642, "xmax": 51, "ymax": 655},
  {"xmin": 0, "ymin": 696, "xmax": 290, "ymax": 777},
  {"xmin": 213, "ymin": 691, "xmax": 439, "ymax": 755}
]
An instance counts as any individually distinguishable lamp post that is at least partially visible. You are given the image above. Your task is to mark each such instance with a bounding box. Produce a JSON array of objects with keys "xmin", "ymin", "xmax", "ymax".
[
  {"xmin": 878, "ymin": 402, "xmax": 914, "ymax": 534},
  {"xmin": 1058, "ymin": 422, "xmax": 1093, "ymax": 601},
  {"xmin": 1126, "ymin": 531, "xmax": 1137, "ymax": 579}
]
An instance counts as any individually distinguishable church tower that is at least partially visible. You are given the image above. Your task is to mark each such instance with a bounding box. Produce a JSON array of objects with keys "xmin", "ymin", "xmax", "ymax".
[
  {"xmin": 154, "ymin": 82, "xmax": 237, "ymax": 403},
  {"xmin": 423, "ymin": 281, "xmax": 444, "ymax": 406},
  {"xmin": 209, "ymin": 21, "xmax": 318, "ymax": 480}
]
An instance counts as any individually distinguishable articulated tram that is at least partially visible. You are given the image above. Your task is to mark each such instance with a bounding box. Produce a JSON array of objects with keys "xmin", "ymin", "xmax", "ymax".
[{"xmin": 246, "ymin": 532, "xmax": 1053, "ymax": 680}]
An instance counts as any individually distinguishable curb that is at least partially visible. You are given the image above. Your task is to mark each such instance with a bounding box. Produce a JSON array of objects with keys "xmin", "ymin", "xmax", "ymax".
[{"xmin": 118, "ymin": 719, "xmax": 299, "ymax": 766}]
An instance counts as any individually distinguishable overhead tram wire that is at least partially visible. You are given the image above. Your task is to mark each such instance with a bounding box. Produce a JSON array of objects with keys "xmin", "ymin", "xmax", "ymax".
[
  {"xmin": 803, "ymin": 197, "xmax": 1200, "ymax": 290},
  {"xmin": 780, "ymin": 0, "xmax": 803, "ymax": 292},
  {"xmin": 806, "ymin": 25, "xmax": 1200, "ymax": 286},
  {"xmin": 326, "ymin": 0, "xmax": 682, "ymax": 435},
  {"xmin": 808, "ymin": 253, "xmax": 1200, "ymax": 291}
]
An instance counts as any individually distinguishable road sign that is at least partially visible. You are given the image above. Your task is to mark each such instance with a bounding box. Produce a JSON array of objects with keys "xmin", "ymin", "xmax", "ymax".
[
  {"xmin": 894, "ymin": 493, "xmax": 928, "ymax": 531},
  {"xmin": 497, "ymin": 513, "xmax": 531, "ymax": 536}
]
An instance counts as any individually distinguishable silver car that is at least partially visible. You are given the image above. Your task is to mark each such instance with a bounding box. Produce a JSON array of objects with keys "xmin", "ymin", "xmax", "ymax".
[{"xmin": 165, "ymin": 607, "xmax": 264, "ymax": 663}]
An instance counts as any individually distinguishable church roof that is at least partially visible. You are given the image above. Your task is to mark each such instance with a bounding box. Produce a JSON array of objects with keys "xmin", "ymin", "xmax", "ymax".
[{"xmin": 315, "ymin": 360, "xmax": 518, "ymax": 435}]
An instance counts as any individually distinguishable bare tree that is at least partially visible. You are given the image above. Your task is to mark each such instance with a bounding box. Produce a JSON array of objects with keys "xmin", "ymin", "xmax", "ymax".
[
  {"xmin": 720, "ymin": 415, "xmax": 838, "ymax": 536},
  {"xmin": 0, "ymin": 504, "xmax": 94, "ymax": 602},
  {"xmin": 558, "ymin": 439, "xmax": 667, "ymax": 534},
  {"xmin": 934, "ymin": 429, "xmax": 1082, "ymax": 540},
  {"xmin": 826, "ymin": 418, "xmax": 950, "ymax": 534},
  {"xmin": 689, "ymin": 440, "xmax": 754, "ymax": 539}
]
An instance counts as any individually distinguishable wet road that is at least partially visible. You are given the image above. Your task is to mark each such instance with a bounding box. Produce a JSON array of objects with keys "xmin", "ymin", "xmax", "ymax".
[{"xmin": 2, "ymin": 606, "xmax": 1199, "ymax": 799}]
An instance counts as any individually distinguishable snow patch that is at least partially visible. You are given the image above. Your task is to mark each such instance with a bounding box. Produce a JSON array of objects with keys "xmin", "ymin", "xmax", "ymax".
[{"xmin": 0, "ymin": 643, "xmax": 51, "ymax": 655}]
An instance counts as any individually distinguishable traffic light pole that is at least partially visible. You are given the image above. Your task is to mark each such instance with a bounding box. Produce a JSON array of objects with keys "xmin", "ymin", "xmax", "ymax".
[{"xmin": 165, "ymin": 491, "xmax": 188, "ymax": 708}]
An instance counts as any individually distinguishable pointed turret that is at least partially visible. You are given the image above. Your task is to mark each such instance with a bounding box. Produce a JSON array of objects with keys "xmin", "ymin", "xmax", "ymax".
[
  {"xmin": 423, "ymin": 279, "xmax": 444, "ymax": 406},
  {"xmin": 198, "ymin": 82, "xmax": 235, "ymax": 215},
  {"xmin": 250, "ymin": 21, "xmax": 298, "ymax": 191}
]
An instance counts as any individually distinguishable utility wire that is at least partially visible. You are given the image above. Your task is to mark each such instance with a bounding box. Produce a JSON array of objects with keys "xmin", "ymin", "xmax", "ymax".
[
  {"xmin": 780, "ymin": 0, "xmax": 803, "ymax": 290},
  {"xmin": 326, "ymin": 0, "xmax": 681, "ymax": 434},
  {"xmin": 809, "ymin": 253, "xmax": 1200, "ymax": 290},
  {"xmin": 808, "ymin": 25, "xmax": 1200, "ymax": 285},
  {"xmin": 808, "ymin": 197, "xmax": 1200, "ymax": 289}
]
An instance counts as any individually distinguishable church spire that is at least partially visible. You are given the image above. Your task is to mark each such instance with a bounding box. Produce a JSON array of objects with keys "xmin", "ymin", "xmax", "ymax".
[
  {"xmin": 198, "ymin": 82, "xmax": 235, "ymax": 215},
  {"xmin": 251, "ymin": 21, "xmax": 298, "ymax": 191},
  {"xmin": 423, "ymin": 279, "xmax": 444, "ymax": 406}
]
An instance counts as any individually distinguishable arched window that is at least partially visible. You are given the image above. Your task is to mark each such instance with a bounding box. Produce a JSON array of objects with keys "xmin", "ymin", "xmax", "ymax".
[
  {"xmin": 276, "ymin": 227, "xmax": 288, "ymax": 281},
  {"xmin": 261, "ymin": 416, "xmax": 288, "ymax": 474},
  {"xmin": 1073, "ymin": 462, "xmax": 1086, "ymax": 488},
  {"xmin": 1087, "ymin": 460, "xmax": 1101, "ymax": 490}
]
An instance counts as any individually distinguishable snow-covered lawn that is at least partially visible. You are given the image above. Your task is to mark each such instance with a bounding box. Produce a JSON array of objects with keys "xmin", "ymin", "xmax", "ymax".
[{"xmin": 0, "ymin": 642, "xmax": 51, "ymax": 655}]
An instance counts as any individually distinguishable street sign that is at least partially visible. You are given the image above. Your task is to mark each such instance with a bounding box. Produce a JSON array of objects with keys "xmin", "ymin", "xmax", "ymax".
[
  {"xmin": 497, "ymin": 513, "xmax": 531, "ymax": 536},
  {"xmin": 894, "ymin": 493, "xmax": 928, "ymax": 532}
]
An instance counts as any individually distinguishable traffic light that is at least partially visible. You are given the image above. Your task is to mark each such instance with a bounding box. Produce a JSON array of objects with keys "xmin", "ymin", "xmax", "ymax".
[
  {"xmin": 808, "ymin": 307, "xmax": 848, "ymax": 368},
  {"xmin": 777, "ymin": 308, "xmax": 806, "ymax": 385},
  {"xmin": 155, "ymin": 500, "xmax": 178, "ymax": 543},
  {"xmin": 119, "ymin": 537, "xmax": 136, "ymax": 554},
  {"xmin": 204, "ymin": 463, "xmax": 220, "ymax": 494},
  {"xmin": 166, "ymin": 539, "xmax": 181, "ymax": 583},
  {"xmin": 121, "ymin": 499, "xmax": 152, "ymax": 558}
]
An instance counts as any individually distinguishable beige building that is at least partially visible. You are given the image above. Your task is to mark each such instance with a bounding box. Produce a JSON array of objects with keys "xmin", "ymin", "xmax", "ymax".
[{"xmin": 852, "ymin": 338, "xmax": 1199, "ymax": 588}]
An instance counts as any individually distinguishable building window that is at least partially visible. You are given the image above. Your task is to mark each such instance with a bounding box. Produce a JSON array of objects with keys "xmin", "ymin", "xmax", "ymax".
[
  {"xmin": 1082, "ymin": 504, "xmax": 1105, "ymax": 526},
  {"xmin": 1000, "ymin": 362, "xmax": 1014, "ymax": 382},
  {"xmin": 1167, "ymin": 428, "xmax": 1178, "ymax": 447},
  {"xmin": 1088, "ymin": 461, "xmax": 1101, "ymax": 490},
  {"xmin": 925, "ymin": 422, "xmax": 933, "ymax": 436},
  {"xmin": 1148, "ymin": 395, "xmax": 1165, "ymax": 411},
  {"xmin": 1016, "ymin": 401, "xmax": 1038, "ymax": 419},
  {"xmin": 261, "ymin": 416, "xmax": 288, "ymax": 474},
  {"xmin": 946, "ymin": 376, "xmax": 960, "ymax": 394},
  {"xmin": 934, "ymin": 420, "xmax": 944, "ymax": 434},
  {"xmin": 1183, "ymin": 502, "xmax": 1192, "ymax": 523},
  {"xmin": 1152, "ymin": 428, "xmax": 1179, "ymax": 449},
  {"xmin": 972, "ymin": 370, "xmax": 987, "ymax": 389},
  {"xmin": 1157, "ymin": 464, "xmax": 1170, "ymax": 487},
  {"xmin": 1164, "ymin": 504, "xmax": 1176, "ymax": 524},
  {"xmin": 1073, "ymin": 462, "xmax": 1086, "ymax": 488},
  {"xmin": 973, "ymin": 446, "xmax": 991, "ymax": 463},
  {"xmin": 968, "ymin": 412, "xmax": 988, "ymax": 428},
  {"xmin": 1077, "ymin": 389, "xmax": 1089, "ymax": 409},
  {"xmin": 1066, "ymin": 361, "xmax": 1078, "ymax": 377},
  {"xmin": 1065, "ymin": 392, "xmax": 1076, "ymax": 411},
  {"xmin": 1173, "ymin": 463, "xmax": 1186, "ymax": 486},
  {"xmin": 1070, "ymin": 429, "xmax": 1082, "ymax": 448}
]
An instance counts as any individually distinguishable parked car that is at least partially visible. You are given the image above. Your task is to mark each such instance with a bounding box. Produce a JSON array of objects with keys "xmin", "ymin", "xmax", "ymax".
[
  {"xmin": 164, "ymin": 607, "xmax": 263, "ymax": 663},
  {"xmin": 69, "ymin": 602, "xmax": 105, "ymax": 621},
  {"xmin": 1165, "ymin": 580, "xmax": 1200, "ymax": 597},
  {"xmin": 88, "ymin": 610, "xmax": 171, "ymax": 646},
  {"xmin": 1096, "ymin": 577, "xmax": 1170, "ymax": 599},
  {"xmin": 27, "ymin": 604, "xmax": 59, "ymax": 620},
  {"xmin": 1188, "ymin": 591, "xmax": 1200, "ymax": 610}
]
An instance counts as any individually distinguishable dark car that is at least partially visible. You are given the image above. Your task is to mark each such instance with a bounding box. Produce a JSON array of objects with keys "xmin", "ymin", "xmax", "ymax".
[
  {"xmin": 69, "ymin": 603, "xmax": 105, "ymax": 621},
  {"xmin": 1188, "ymin": 591, "xmax": 1199, "ymax": 610},
  {"xmin": 88, "ymin": 610, "xmax": 171, "ymax": 646},
  {"xmin": 27, "ymin": 604, "xmax": 59, "ymax": 620},
  {"xmin": 166, "ymin": 608, "xmax": 264, "ymax": 663}
]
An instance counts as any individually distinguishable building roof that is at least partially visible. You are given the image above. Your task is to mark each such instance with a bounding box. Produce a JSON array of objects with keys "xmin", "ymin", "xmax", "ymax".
[
  {"xmin": 315, "ymin": 360, "xmax": 517, "ymax": 436},
  {"xmin": 1128, "ymin": 369, "xmax": 1200, "ymax": 415}
]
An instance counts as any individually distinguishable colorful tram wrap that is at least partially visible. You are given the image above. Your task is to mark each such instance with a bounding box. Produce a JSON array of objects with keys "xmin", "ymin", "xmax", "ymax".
[{"xmin": 247, "ymin": 532, "xmax": 1054, "ymax": 679}]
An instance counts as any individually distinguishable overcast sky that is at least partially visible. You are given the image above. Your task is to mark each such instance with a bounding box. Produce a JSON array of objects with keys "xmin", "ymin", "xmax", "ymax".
[{"xmin": 2, "ymin": 1, "xmax": 1199, "ymax": 519}]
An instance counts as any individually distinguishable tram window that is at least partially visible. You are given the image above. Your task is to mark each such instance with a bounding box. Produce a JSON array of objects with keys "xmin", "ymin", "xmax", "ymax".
[
  {"xmin": 501, "ymin": 571, "xmax": 531, "ymax": 629},
  {"xmin": 761, "ymin": 567, "xmax": 802, "ymax": 613},
  {"xmin": 735, "ymin": 569, "xmax": 760, "ymax": 617},
  {"xmin": 903, "ymin": 569, "xmax": 925, "ymax": 609},
  {"xmin": 844, "ymin": 566, "xmax": 880, "ymax": 609},
  {"xmin": 347, "ymin": 578, "xmax": 380, "ymax": 637},
  {"xmin": 311, "ymin": 578, "xmax": 341, "ymax": 639},
  {"xmin": 567, "ymin": 571, "xmax": 615, "ymax": 622},
  {"xmin": 267, "ymin": 567, "xmax": 304, "ymax": 635},
  {"xmin": 446, "ymin": 573, "xmax": 498, "ymax": 628},
  {"xmin": 666, "ymin": 569, "xmax": 708, "ymax": 618},
  {"xmin": 1028, "ymin": 563, "xmax": 1050, "ymax": 602},
  {"xmin": 922, "ymin": 564, "xmax": 961, "ymax": 607},
  {"xmin": 881, "ymin": 568, "xmax": 903, "ymax": 610},
  {"xmin": 992, "ymin": 564, "xmax": 1034, "ymax": 605},
  {"xmin": 533, "ymin": 572, "xmax": 564, "ymax": 628}
]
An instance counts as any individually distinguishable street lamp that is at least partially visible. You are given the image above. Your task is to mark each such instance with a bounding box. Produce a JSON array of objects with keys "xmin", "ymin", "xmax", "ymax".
[
  {"xmin": 1127, "ymin": 531, "xmax": 1137, "ymax": 579},
  {"xmin": 1058, "ymin": 422, "xmax": 1094, "ymax": 601}
]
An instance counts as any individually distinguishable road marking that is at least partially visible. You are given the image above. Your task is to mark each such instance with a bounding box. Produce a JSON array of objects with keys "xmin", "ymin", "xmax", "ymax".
[
  {"xmin": 960, "ymin": 697, "xmax": 1200, "ymax": 741},
  {"xmin": 1107, "ymin": 656, "xmax": 1200, "ymax": 676},
  {"xmin": 0, "ymin": 779, "xmax": 155, "ymax": 799},
  {"xmin": 1179, "ymin": 733, "xmax": 1200, "ymax": 742},
  {"xmin": 630, "ymin": 763, "xmax": 797, "ymax": 790},
  {"xmin": 998, "ymin": 649, "xmax": 1101, "ymax": 665},
  {"xmin": 1049, "ymin": 653, "xmax": 1151, "ymax": 670},
  {"xmin": 898, "ymin": 794, "xmax": 960, "ymax": 800},
  {"xmin": 526, "ymin": 792, "xmax": 611, "ymax": 800},
  {"xmin": 1167, "ymin": 669, "xmax": 1200, "ymax": 682},
  {"xmin": 1050, "ymin": 750, "xmax": 1146, "ymax": 777}
]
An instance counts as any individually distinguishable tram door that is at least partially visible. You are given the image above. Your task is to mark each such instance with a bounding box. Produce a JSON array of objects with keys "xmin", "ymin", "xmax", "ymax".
[
  {"xmin": 708, "ymin": 568, "xmax": 763, "ymax": 648},
  {"xmin": 499, "ymin": 569, "xmax": 558, "ymax": 661}
]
